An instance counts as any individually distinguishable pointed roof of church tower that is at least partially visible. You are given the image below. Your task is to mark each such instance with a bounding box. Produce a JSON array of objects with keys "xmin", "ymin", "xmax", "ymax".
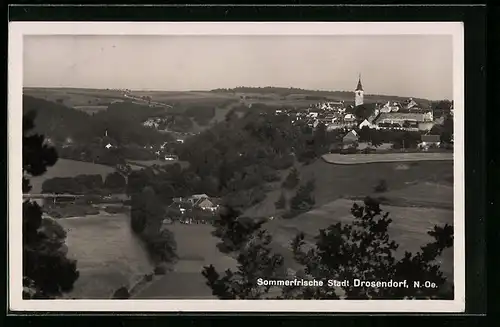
[{"xmin": 355, "ymin": 74, "xmax": 363, "ymax": 91}]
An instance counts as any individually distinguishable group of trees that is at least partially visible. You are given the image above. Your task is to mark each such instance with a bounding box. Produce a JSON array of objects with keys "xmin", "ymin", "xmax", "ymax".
[
  {"xmin": 203, "ymin": 198, "xmax": 454, "ymax": 300},
  {"xmin": 24, "ymin": 96, "xmax": 171, "ymax": 147},
  {"xmin": 22, "ymin": 111, "xmax": 79, "ymax": 298},
  {"xmin": 41, "ymin": 172, "xmax": 127, "ymax": 195},
  {"xmin": 130, "ymin": 187, "xmax": 177, "ymax": 265},
  {"xmin": 430, "ymin": 113, "xmax": 454, "ymax": 144},
  {"xmin": 356, "ymin": 127, "xmax": 423, "ymax": 149},
  {"xmin": 275, "ymin": 168, "xmax": 317, "ymax": 219}
]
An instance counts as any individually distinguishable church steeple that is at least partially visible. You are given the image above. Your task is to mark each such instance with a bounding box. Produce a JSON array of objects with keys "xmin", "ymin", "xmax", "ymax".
[
  {"xmin": 354, "ymin": 74, "xmax": 364, "ymax": 107},
  {"xmin": 355, "ymin": 74, "xmax": 363, "ymax": 92}
]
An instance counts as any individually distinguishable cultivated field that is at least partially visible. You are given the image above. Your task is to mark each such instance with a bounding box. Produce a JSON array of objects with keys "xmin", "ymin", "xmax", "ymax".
[
  {"xmin": 29, "ymin": 159, "xmax": 116, "ymax": 194},
  {"xmin": 322, "ymin": 152, "xmax": 454, "ymax": 165}
]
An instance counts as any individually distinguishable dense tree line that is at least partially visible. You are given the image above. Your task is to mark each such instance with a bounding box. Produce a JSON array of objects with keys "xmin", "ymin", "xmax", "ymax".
[
  {"xmin": 356, "ymin": 127, "xmax": 423, "ymax": 149},
  {"xmin": 42, "ymin": 172, "xmax": 127, "ymax": 195},
  {"xmin": 203, "ymin": 198, "xmax": 454, "ymax": 300},
  {"xmin": 210, "ymin": 87, "xmax": 431, "ymax": 104},
  {"xmin": 22, "ymin": 111, "xmax": 79, "ymax": 298}
]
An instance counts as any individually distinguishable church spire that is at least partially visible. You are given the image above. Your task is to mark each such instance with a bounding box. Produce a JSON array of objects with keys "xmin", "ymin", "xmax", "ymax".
[{"xmin": 355, "ymin": 74, "xmax": 363, "ymax": 91}]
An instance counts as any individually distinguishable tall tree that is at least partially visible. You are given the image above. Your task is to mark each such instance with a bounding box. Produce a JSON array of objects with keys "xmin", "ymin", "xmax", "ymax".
[{"xmin": 22, "ymin": 111, "xmax": 79, "ymax": 299}]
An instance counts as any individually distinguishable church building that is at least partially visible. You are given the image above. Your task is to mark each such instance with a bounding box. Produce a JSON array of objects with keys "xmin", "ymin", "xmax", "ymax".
[{"xmin": 354, "ymin": 75, "xmax": 364, "ymax": 107}]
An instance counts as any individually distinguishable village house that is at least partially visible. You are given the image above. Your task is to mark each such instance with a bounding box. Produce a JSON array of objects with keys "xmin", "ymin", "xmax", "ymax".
[
  {"xmin": 342, "ymin": 130, "xmax": 359, "ymax": 147},
  {"xmin": 326, "ymin": 123, "xmax": 345, "ymax": 131},
  {"xmin": 358, "ymin": 118, "xmax": 379, "ymax": 130},
  {"xmin": 343, "ymin": 113, "xmax": 357, "ymax": 127},
  {"xmin": 172, "ymin": 194, "xmax": 220, "ymax": 212},
  {"xmin": 163, "ymin": 154, "xmax": 179, "ymax": 161},
  {"xmin": 419, "ymin": 134, "xmax": 441, "ymax": 151},
  {"xmin": 374, "ymin": 111, "xmax": 433, "ymax": 131}
]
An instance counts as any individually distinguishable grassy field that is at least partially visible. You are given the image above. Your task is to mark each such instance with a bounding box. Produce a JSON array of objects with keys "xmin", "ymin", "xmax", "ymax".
[
  {"xmin": 264, "ymin": 197, "xmax": 453, "ymax": 279},
  {"xmin": 244, "ymin": 159, "xmax": 453, "ymax": 218},
  {"xmin": 322, "ymin": 153, "xmax": 454, "ymax": 165},
  {"xmin": 243, "ymin": 158, "xmax": 455, "ymax": 285},
  {"xmin": 134, "ymin": 223, "xmax": 237, "ymax": 299},
  {"xmin": 29, "ymin": 158, "xmax": 116, "ymax": 194},
  {"xmin": 58, "ymin": 214, "xmax": 154, "ymax": 299}
]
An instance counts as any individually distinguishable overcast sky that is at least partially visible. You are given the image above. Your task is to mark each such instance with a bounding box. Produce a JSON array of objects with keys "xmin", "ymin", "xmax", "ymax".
[{"xmin": 24, "ymin": 35, "xmax": 453, "ymax": 100}]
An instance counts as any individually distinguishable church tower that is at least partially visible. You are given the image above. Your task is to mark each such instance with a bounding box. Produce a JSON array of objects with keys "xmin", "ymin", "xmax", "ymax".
[{"xmin": 355, "ymin": 74, "xmax": 364, "ymax": 107}]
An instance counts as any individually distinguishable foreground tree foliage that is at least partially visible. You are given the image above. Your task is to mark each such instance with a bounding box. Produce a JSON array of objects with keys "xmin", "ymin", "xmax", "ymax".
[
  {"xmin": 202, "ymin": 207, "xmax": 285, "ymax": 299},
  {"xmin": 203, "ymin": 198, "xmax": 453, "ymax": 300},
  {"xmin": 23, "ymin": 111, "xmax": 79, "ymax": 298},
  {"xmin": 288, "ymin": 197, "xmax": 453, "ymax": 299}
]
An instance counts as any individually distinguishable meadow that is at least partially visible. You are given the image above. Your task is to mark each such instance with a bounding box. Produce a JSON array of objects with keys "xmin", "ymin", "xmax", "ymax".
[
  {"xmin": 58, "ymin": 213, "xmax": 154, "ymax": 299},
  {"xmin": 133, "ymin": 223, "xmax": 238, "ymax": 299},
  {"xmin": 245, "ymin": 158, "xmax": 455, "ymax": 282},
  {"xmin": 243, "ymin": 159, "xmax": 453, "ymax": 218},
  {"xmin": 265, "ymin": 197, "xmax": 454, "ymax": 279}
]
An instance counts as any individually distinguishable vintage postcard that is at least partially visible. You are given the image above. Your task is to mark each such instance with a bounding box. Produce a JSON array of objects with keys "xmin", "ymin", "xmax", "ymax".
[{"xmin": 8, "ymin": 22, "xmax": 465, "ymax": 312}]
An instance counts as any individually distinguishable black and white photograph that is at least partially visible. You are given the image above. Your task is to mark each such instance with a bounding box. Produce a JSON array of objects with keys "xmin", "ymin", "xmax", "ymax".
[{"xmin": 8, "ymin": 22, "xmax": 465, "ymax": 312}]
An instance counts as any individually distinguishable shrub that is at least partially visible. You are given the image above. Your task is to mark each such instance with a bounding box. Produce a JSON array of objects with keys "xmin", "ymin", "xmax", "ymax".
[
  {"xmin": 112, "ymin": 286, "xmax": 130, "ymax": 299},
  {"xmin": 374, "ymin": 179, "xmax": 388, "ymax": 193},
  {"xmin": 154, "ymin": 264, "xmax": 167, "ymax": 275}
]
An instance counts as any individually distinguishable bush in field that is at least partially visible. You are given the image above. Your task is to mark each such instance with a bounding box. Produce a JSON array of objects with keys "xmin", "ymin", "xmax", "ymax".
[
  {"xmin": 374, "ymin": 179, "xmax": 388, "ymax": 193},
  {"xmin": 104, "ymin": 172, "xmax": 127, "ymax": 191},
  {"xmin": 112, "ymin": 287, "xmax": 130, "ymax": 299},
  {"xmin": 282, "ymin": 167, "xmax": 300, "ymax": 189},
  {"xmin": 274, "ymin": 192, "xmax": 286, "ymax": 210},
  {"xmin": 290, "ymin": 179, "xmax": 316, "ymax": 212}
]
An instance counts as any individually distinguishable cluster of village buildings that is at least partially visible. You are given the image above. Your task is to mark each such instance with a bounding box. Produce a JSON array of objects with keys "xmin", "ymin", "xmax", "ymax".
[
  {"xmin": 162, "ymin": 193, "xmax": 221, "ymax": 225},
  {"xmin": 275, "ymin": 76, "xmax": 449, "ymax": 133}
]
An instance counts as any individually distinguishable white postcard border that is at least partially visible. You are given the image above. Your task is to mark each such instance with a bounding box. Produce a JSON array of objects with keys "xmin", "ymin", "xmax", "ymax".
[{"xmin": 8, "ymin": 21, "xmax": 465, "ymax": 313}]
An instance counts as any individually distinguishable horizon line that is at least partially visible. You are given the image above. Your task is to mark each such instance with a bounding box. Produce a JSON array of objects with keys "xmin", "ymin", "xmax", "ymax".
[{"xmin": 22, "ymin": 86, "xmax": 451, "ymax": 102}]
